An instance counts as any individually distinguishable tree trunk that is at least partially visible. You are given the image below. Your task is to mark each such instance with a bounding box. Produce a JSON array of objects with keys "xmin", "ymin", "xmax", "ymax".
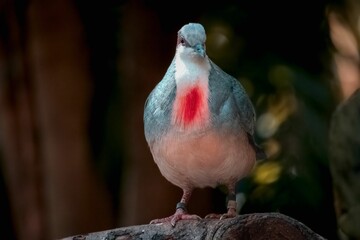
[
  {"xmin": 27, "ymin": 0, "xmax": 113, "ymax": 238},
  {"xmin": 61, "ymin": 213, "xmax": 326, "ymax": 240},
  {"xmin": 0, "ymin": 2, "xmax": 45, "ymax": 240},
  {"xmin": 0, "ymin": 1, "xmax": 115, "ymax": 239}
]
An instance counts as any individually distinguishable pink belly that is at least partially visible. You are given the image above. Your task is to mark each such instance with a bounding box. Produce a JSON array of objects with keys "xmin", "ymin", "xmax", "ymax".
[{"xmin": 151, "ymin": 129, "xmax": 256, "ymax": 189}]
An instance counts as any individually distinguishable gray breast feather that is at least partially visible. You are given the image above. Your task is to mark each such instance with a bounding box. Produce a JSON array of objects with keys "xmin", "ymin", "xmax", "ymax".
[
  {"xmin": 144, "ymin": 58, "xmax": 176, "ymax": 143},
  {"xmin": 144, "ymin": 58, "xmax": 257, "ymax": 146}
]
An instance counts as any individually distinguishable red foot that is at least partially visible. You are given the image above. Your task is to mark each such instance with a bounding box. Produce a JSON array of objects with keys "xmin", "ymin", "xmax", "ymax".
[
  {"xmin": 205, "ymin": 208, "xmax": 237, "ymax": 220},
  {"xmin": 150, "ymin": 209, "xmax": 201, "ymax": 226}
]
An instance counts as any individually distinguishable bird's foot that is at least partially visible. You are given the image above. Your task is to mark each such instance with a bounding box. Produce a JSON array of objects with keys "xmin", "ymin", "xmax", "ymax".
[
  {"xmin": 205, "ymin": 200, "xmax": 237, "ymax": 220},
  {"xmin": 150, "ymin": 208, "xmax": 201, "ymax": 226},
  {"xmin": 204, "ymin": 210, "xmax": 237, "ymax": 220}
]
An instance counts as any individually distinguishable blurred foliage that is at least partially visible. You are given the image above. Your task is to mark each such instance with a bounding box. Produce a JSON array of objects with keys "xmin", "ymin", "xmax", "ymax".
[{"xmin": 329, "ymin": 89, "xmax": 360, "ymax": 239}]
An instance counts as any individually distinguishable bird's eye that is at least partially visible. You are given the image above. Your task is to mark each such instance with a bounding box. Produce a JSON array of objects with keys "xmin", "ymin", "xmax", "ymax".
[{"xmin": 177, "ymin": 35, "xmax": 188, "ymax": 46}]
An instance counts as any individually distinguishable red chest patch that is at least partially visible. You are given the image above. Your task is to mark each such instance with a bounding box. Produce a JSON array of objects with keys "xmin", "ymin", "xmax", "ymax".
[
  {"xmin": 173, "ymin": 84, "xmax": 209, "ymax": 128},
  {"xmin": 182, "ymin": 87, "xmax": 201, "ymax": 123}
]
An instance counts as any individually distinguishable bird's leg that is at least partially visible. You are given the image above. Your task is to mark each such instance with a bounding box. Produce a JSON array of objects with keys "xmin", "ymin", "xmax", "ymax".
[
  {"xmin": 150, "ymin": 189, "xmax": 201, "ymax": 226},
  {"xmin": 220, "ymin": 185, "xmax": 237, "ymax": 219},
  {"xmin": 205, "ymin": 184, "xmax": 238, "ymax": 219}
]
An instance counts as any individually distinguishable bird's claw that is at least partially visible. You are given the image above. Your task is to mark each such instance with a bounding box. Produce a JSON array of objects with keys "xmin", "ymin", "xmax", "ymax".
[
  {"xmin": 219, "ymin": 212, "xmax": 237, "ymax": 220},
  {"xmin": 204, "ymin": 213, "xmax": 221, "ymax": 219},
  {"xmin": 170, "ymin": 213, "xmax": 201, "ymax": 226},
  {"xmin": 150, "ymin": 210, "xmax": 201, "ymax": 226},
  {"xmin": 205, "ymin": 208, "xmax": 237, "ymax": 220}
]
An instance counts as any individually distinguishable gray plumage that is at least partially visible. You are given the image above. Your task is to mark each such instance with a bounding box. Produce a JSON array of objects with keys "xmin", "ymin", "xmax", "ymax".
[
  {"xmin": 143, "ymin": 22, "xmax": 265, "ymax": 226},
  {"xmin": 144, "ymin": 58, "xmax": 176, "ymax": 144},
  {"xmin": 144, "ymin": 56, "xmax": 265, "ymax": 160}
]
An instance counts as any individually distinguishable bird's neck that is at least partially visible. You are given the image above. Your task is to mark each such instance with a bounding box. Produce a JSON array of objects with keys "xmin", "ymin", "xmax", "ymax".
[
  {"xmin": 174, "ymin": 53, "xmax": 210, "ymax": 86},
  {"xmin": 172, "ymin": 54, "xmax": 211, "ymax": 130}
]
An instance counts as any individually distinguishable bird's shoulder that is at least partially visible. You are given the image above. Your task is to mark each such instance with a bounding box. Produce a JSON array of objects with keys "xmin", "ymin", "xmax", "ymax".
[
  {"xmin": 208, "ymin": 60, "xmax": 256, "ymax": 135},
  {"xmin": 144, "ymin": 58, "xmax": 177, "ymax": 142},
  {"xmin": 208, "ymin": 60, "xmax": 266, "ymax": 160},
  {"xmin": 144, "ymin": 58, "xmax": 176, "ymax": 112}
]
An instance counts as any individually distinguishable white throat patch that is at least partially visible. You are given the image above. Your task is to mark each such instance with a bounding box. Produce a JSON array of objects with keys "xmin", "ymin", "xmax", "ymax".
[{"xmin": 174, "ymin": 45, "xmax": 211, "ymax": 87}]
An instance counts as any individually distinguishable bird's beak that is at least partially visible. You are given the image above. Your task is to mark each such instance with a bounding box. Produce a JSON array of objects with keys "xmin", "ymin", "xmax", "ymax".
[{"xmin": 194, "ymin": 43, "xmax": 206, "ymax": 58}]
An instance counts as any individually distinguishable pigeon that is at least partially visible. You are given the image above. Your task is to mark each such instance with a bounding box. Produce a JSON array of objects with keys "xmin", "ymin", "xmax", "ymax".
[{"xmin": 143, "ymin": 22, "xmax": 265, "ymax": 226}]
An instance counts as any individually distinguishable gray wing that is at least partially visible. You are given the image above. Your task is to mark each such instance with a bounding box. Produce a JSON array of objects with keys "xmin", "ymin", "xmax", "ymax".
[
  {"xmin": 143, "ymin": 58, "xmax": 176, "ymax": 145},
  {"xmin": 208, "ymin": 60, "xmax": 255, "ymax": 135},
  {"xmin": 208, "ymin": 60, "xmax": 266, "ymax": 160}
]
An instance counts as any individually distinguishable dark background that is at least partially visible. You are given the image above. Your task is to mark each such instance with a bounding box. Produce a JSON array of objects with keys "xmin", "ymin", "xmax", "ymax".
[{"xmin": 0, "ymin": 0, "xmax": 357, "ymax": 239}]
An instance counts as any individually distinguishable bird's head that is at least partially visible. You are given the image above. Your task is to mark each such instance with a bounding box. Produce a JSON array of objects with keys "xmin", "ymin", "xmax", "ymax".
[{"xmin": 176, "ymin": 23, "xmax": 207, "ymax": 61}]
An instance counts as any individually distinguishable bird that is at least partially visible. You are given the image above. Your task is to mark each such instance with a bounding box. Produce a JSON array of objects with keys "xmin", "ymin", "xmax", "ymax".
[{"xmin": 143, "ymin": 22, "xmax": 265, "ymax": 226}]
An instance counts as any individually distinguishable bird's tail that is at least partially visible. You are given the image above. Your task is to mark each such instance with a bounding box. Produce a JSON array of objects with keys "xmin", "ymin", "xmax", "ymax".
[
  {"xmin": 255, "ymin": 146, "xmax": 267, "ymax": 160},
  {"xmin": 248, "ymin": 133, "xmax": 267, "ymax": 161}
]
